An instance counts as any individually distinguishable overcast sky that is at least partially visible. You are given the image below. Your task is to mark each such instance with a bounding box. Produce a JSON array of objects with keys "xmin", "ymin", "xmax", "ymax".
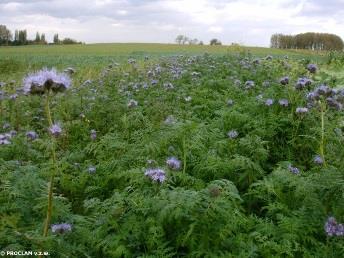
[{"xmin": 0, "ymin": 0, "xmax": 344, "ymax": 46}]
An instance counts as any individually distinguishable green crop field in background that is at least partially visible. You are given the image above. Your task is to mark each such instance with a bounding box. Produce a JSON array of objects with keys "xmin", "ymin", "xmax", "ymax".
[{"xmin": 0, "ymin": 43, "xmax": 329, "ymax": 82}]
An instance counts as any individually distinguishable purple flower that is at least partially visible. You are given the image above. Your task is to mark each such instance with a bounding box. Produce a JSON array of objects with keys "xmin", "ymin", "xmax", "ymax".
[
  {"xmin": 288, "ymin": 165, "xmax": 300, "ymax": 174},
  {"xmin": 166, "ymin": 157, "xmax": 181, "ymax": 170},
  {"xmin": 307, "ymin": 64, "xmax": 317, "ymax": 73},
  {"xmin": 265, "ymin": 98, "xmax": 274, "ymax": 106},
  {"xmin": 295, "ymin": 78, "xmax": 312, "ymax": 90},
  {"xmin": 90, "ymin": 129, "xmax": 97, "ymax": 140},
  {"xmin": 313, "ymin": 155, "xmax": 324, "ymax": 165},
  {"xmin": 145, "ymin": 168, "xmax": 166, "ymax": 183},
  {"xmin": 244, "ymin": 80, "xmax": 255, "ymax": 89},
  {"xmin": 280, "ymin": 76, "xmax": 289, "ymax": 85},
  {"xmin": 51, "ymin": 223, "xmax": 72, "ymax": 234},
  {"xmin": 26, "ymin": 131, "xmax": 38, "ymax": 140},
  {"xmin": 227, "ymin": 130, "xmax": 239, "ymax": 139},
  {"xmin": 0, "ymin": 133, "xmax": 11, "ymax": 145},
  {"xmin": 23, "ymin": 68, "xmax": 71, "ymax": 95},
  {"xmin": 296, "ymin": 107, "xmax": 309, "ymax": 114},
  {"xmin": 278, "ymin": 99, "xmax": 289, "ymax": 107},
  {"xmin": 163, "ymin": 82, "xmax": 174, "ymax": 90},
  {"xmin": 49, "ymin": 123, "xmax": 62, "ymax": 137},
  {"xmin": 324, "ymin": 217, "xmax": 344, "ymax": 237}
]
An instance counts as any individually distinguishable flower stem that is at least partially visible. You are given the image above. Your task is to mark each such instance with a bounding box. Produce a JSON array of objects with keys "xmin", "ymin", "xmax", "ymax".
[
  {"xmin": 319, "ymin": 101, "xmax": 326, "ymax": 167},
  {"xmin": 183, "ymin": 137, "xmax": 187, "ymax": 173},
  {"xmin": 43, "ymin": 91, "xmax": 58, "ymax": 237}
]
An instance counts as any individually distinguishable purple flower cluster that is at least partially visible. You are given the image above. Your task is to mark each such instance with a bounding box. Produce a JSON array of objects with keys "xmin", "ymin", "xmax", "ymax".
[
  {"xmin": 51, "ymin": 223, "xmax": 72, "ymax": 234},
  {"xmin": 306, "ymin": 85, "xmax": 343, "ymax": 110},
  {"xmin": 0, "ymin": 133, "xmax": 12, "ymax": 145},
  {"xmin": 26, "ymin": 131, "xmax": 38, "ymax": 140},
  {"xmin": 296, "ymin": 107, "xmax": 309, "ymax": 114},
  {"xmin": 288, "ymin": 165, "xmax": 300, "ymax": 174},
  {"xmin": 90, "ymin": 129, "xmax": 97, "ymax": 140},
  {"xmin": 166, "ymin": 157, "xmax": 181, "ymax": 170},
  {"xmin": 313, "ymin": 155, "xmax": 324, "ymax": 165},
  {"xmin": 307, "ymin": 63, "xmax": 317, "ymax": 73},
  {"xmin": 325, "ymin": 217, "xmax": 344, "ymax": 237},
  {"xmin": 145, "ymin": 168, "xmax": 166, "ymax": 183},
  {"xmin": 227, "ymin": 130, "xmax": 239, "ymax": 139},
  {"xmin": 244, "ymin": 80, "xmax": 255, "ymax": 90},
  {"xmin": 295, "ymin": 77, "xmax": 312, "ymax": 90},
  {"xmin": 49, "ymin": 123, "xmax": 62, "ymax": 137},
  {"xmin": 278, "ymin": 99, "xmax": 289, "ymax": 107},
  {"xmin": 23, "ymin": 68, "xmax": 71, "ymax": 95},
  {"xmin": 265, "ymin": 98, "xmax": 274, "ymax": 106}
]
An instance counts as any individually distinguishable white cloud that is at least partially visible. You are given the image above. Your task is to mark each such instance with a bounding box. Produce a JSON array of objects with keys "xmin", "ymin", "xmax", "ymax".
[{"xmin": 0, "ymin": 0, "xmax": 343, "ymax": 46}]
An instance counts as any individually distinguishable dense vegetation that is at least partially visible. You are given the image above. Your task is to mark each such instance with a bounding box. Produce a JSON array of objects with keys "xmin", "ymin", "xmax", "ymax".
[
  {"xmin": 0, "ymin": 47, "xmax": 343, "ymax": 257},
  {"xmin": 270, "ymin": 32, "xmax": 344, "ymax": 51}
]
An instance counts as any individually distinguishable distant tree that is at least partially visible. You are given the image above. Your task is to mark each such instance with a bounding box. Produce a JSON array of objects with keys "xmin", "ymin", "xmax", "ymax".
[
  {"xmin": 35, "ymin": 32, "xmax": 41, "ymax": 43},
  {"xmin": 189, "ymin": 38, "xmax": 199, "ymax": 45},
  {"xmin": 14, "ymin": 30, "xmax": 19, "ymax": 42},
  {"xmin": 53, "ymin": 34, "xmax": 59, "ymax": 44},
  {"xmin": 175, "ymin": 35, "xmax": 184, "ymax": 45},
  {"xmin": 18, "ymin": 29, "xmax": 27, "ymax": 45},
  {"xmin": 210, "ymin": 38, "xmax": 222, "ymax": 45},
  {"xmin": 270, "ymin": 32, "xmax": 344, "ymax": 51},
  {"xmin": 199, "ymin": 41, "xmax": 204, "ymax": 45},
  {"xmin": 182, "ymin": 36, "xmax": 189, "ymax": 45},
  {"xmin": 0, "ymin": 25, "xmax": 13, "ymax": 45},
  {"xmin": 41, "ymin": 33, "xmax": 46, "ymax": 44},
  {"xmin": 61, "ymin": 37, "xmax": 81, "ymax": 44}
]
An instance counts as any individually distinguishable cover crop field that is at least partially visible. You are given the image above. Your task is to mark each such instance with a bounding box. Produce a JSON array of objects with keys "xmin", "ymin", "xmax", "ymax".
[{"xmin": 0, "ymin": 44, "xmax": 343, "ymax": 257}]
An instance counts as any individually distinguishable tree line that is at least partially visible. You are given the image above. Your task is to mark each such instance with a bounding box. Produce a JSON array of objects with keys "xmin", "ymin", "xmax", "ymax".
[
  {"xmin": 0, "ymin": 24, "xmax": 82, "ymax": 46},
  {"xmin": 175, "ymin": 35, "xmax": 222, "ymax": 46},
  {"xmin": 270, "ymin": 32, "xmax": 344, "ymax": 51}
]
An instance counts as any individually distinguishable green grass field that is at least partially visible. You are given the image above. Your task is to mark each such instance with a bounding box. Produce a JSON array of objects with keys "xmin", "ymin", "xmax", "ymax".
[{"xmin": 0, "ymin": 43, "xmax": 330, "ymax": 82}]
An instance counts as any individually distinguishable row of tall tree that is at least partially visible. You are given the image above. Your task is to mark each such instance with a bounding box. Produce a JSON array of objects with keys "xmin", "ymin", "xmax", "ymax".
[
  {"xmin": 175, "ymin": 35, "xmax": 222, "ymax": 46},
  {"xmin": 0, "ymin": 24, "xmax": 82, "ymax": 46},
  {"xmin": 270, "ymin": 32, "xmax": 344, "ymax": 51}
]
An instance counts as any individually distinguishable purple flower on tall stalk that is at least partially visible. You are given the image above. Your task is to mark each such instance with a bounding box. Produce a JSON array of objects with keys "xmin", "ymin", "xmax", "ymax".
[
  {"xmin": 227, "ymin": 130, "xmax": 239, "ymax": 139},
  {"xmin": 26, "ymin": 131, "xmax": 38, "ymax": 140},
  {"xmin": 23, "ymin": 68, "xmax": 71, "ymax": 95},
  {"xmin": 163, "ymin": 82, "xmax": 174, "ymax": 90},
  {"xmin": 145, "ymin": 168, "xmax": 166, "ymax": 183},
  {"xmin": 49, "ymin": 123, "xmax": 62, "ymax": 137},
  {"xmin": 9, "ymin": 94, "xmax": 18, "ymax": 100},
  {"xmin": 307, "ymin": 64, "xmax": 317, "ymax": 73},
  {"xmin": 90, "ymin": 129, "xmax": 97, "ymax": 140},
  {"xmin": 51, "ymin": 223, "xmax": 72, "ymax": 234},
  {"xmin": 166, "ymin": 157, "xmax": 181, "ymax": 170}
]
